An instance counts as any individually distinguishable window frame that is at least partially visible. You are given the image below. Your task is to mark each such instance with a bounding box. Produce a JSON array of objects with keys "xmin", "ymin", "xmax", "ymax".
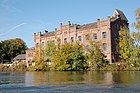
[
  {"xmin": 93, "ymin": 33, "xmax": 97, "ymax": 40},
  {"xmin": 102, "ymin": 32, "xmax": 107, "ymax": 39},
  {"xmin": 64, "ymin": 38, "xmax": 67, "ymax": 43},
  {"xmin": 78, "ymin": 36, "xmax": 82, "ymax": 42},
  {"xmin": 71, "ymin": 37, "xmax": 74, "ymax": 43},
  {"xmin": 103, "ymin": 43, "xmax": 107, "ymax": 51},
  {"xmin": 86, "ymin": 34, "xmax": 90, "ymax": 41}
]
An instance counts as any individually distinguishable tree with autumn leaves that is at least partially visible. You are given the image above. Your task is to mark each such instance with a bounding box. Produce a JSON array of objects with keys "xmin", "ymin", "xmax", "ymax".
[{"xmin": 119, "ymin": 9, "xmax": 140, "ymax": 66}]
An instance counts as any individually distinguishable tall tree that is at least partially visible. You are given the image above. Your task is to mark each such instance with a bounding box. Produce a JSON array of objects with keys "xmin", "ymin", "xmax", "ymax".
[
  {"xmin": 86, "ymin": 41, "xmax": 107, "ymax": 70},
  {"xmin": 119, "ymin": 28, "xmax": 132, "ymax": 62},
  {"xmin": 44, "ymin": 41, "xmax": 56, "ymax": 62},
  {"xmin": 0, "ymin": 38, "xmax": 27, "ymax": 63},
  {"xmin": 54, "ymin": 42, "xmax": 87, "ymax": 71},
  {"xmin": 70, "ymin": 42, "xmax": 87, "ymax": 70},
  {"xmin": 33, "ymin": 44, "xmax": 47, "ymax": 71},
  {"xmin": 129, "ymin": 9, "xmax": 140, "ymax": 65}
]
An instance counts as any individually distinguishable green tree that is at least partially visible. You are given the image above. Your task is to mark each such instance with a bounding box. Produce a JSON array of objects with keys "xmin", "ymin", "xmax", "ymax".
[
  {"xmin": 0, "ymin": 38, "xmax": 27, "ymax": 63},
  {"xmin": 33, "ymin": 44, "xmax": 47, "ymax": 71},
  {"xmin": 119, "ymin": 28, "xmax": 132, "ymax": 62},
  {"xmin": 70, "ymin": 42, "xmax": 87, "ymax": 70},
  {"xmin": 55, "ymin": 42, "xmax": 87, "ymax": 71},
  {"xmin": 44, "ymin": 41, "xmax": 56, "ymax": 62},
  {"xmin": 86, "ymin": 41, "xmax": 107, "ymax": 70},
  {"xmin": 129, "ymin": 9, "xmax": 140, "ymax": 65}
]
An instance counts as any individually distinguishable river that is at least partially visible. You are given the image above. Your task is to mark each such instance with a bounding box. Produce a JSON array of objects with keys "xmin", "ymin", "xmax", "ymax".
[{"xmin": 0, "ymin": 71, "xmax": 140, "ymax": 93}]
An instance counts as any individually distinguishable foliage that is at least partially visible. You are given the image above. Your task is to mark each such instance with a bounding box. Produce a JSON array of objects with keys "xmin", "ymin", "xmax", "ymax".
[
  {"xmin": 0, "ymin": 64, "xmax": 27, "ymax": 71},
  {"xmin": 44, "ymin": 41, "xmax": 56, "ymax": 62},
  {"xmin": 33, "ymin": 45, "xmax": 48, "ymax": 71},
  {"xmin": 54, "ymin": 42, "xmax": 87, "ymax": 71},
  {"xmin": 86, "ymin": 41, "xmax": 107, "ymax": 70},
  {"xmin": 129, "ymin": 9, "xmax": 140, "ymax": 66},
  {"xmin": 119, "ymin": 28, "xmax": 133, "ymax": 62},
  {"xmin": 118, "ymin": 9, "xmax": 140, "ymax": 66},
  {"xmin": 133, "ymin": 9, "xmax": 140, "ymax": 30},
  {"xmin": 0, "ymin": 38, "xmax": 27, "ymax": 63}
]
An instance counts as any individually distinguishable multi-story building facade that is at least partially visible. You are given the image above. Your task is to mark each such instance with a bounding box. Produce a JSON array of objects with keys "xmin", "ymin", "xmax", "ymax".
[{"xmin": 26, "ymin": 9, "xmax": 128, "ymax": 66}]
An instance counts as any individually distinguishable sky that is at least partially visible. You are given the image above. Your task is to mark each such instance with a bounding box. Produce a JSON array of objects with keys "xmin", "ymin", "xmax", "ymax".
[{"xmin": 0, "ymin": 0, "xmax": 140, "ymax": 48}]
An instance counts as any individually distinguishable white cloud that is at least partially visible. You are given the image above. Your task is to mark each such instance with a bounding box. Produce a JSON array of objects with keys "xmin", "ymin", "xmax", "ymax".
[{"xmin": 0, "ymin": 23, "xmax": 26, "ymax": 36}]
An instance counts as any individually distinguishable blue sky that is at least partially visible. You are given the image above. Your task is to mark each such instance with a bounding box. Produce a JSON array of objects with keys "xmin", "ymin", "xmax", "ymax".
[{"xmin": 0, "ymin": 0, "xmax": 140, "ymax": 48}]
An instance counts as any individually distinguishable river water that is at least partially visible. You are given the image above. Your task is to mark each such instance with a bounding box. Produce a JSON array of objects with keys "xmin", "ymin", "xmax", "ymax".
[{"xmin": 0, "ymin": 71, "xmax": 140, "ymax": 93}]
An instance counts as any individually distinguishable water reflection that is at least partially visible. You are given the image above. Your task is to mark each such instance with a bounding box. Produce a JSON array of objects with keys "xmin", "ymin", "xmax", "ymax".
[
  {"xmin": 25, "ymin": 71, "xmax": 140, "ymax": 87},
  {"xmin": 1, "ymin": 71, "xmax": 140, "ymax": 93}
]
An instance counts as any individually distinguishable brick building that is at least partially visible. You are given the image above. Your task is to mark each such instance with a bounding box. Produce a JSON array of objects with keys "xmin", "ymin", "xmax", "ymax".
[{"xmin": 26, "ymin": 9, "xmax": 128, "ymax": 66}]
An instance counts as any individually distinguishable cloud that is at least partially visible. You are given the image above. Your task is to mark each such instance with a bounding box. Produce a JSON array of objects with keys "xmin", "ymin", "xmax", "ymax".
[{"xmin": 0, "ymin": 23, "xmax": 26, "ymax": 36}]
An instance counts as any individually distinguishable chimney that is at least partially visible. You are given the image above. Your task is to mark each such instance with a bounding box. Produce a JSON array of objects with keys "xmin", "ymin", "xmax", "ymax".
[
  {"xmin": 60, "ymin": 23, "xmax": 62, "ymax": 26},
  {"xmin": 107, "ymin": 16, "xmax": 111, "ymax": 21},
  {"xmin": 68, "ymin": 21, "xmax": 71, "ymax": 25},
  {"xmin": 39, "ymin": 32, "xmax": 41, "ymax": 35},
  {"xmin": 107, "ymin": 16, "xmax": 110, "ymax": 19},
  {"xmin": 107, "ymin": 16, "xmax": 111, "ymax": 27},
  {"xmin": 34, "ymin": 33, "xmax": 36, "ymax": 42},
  {"xmin": 55, "ymin": 28, "xmax": 57, "ymax": 31},
  {"xmin": 68, "ymin": 21, "xmax": 71, "ymax": 33},
  {"xmin": 60, "ymin": 23, "xmax": 62, "ymax": 33},
  {"xmin": 97, "ymin": 19, "xmax": 100, "ymax": 27},
  {"xmin": 97, "ymin": 19, "xmax": 100, "ymax": 21}
]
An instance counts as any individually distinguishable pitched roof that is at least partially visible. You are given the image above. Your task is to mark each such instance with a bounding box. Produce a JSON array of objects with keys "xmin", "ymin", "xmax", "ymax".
[
  {"xmin": 77, "ymin": 22, "xmax": 97, "ymax": 29},
  {"xmin": 43, "ymin": 31, "xmax": 55, "ymax": 37},
  {"xmin": 114, "ymin": 9, "xmax": 128, "ymax": 21},
  {"xmin": 13, "ymin": 54, "xmax": 26, "ymax": 61}
]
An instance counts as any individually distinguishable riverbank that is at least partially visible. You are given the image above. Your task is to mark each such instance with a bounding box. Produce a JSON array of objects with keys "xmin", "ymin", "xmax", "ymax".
[{"xmin": 0, "ymin": 63, "xmax": 140, "ymax": 71}]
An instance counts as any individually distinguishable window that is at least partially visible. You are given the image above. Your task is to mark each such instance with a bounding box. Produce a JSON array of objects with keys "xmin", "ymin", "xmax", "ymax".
[
  {"xmin": 102, "ymin": 32, "xmax": 106, "ymax": 39},
  {"xmin": 78, "ymin": 36, "xmax": 82, "ymax": 42},
  {"xmin": 93, "ymin": 33, "xmax": 97, "ymax": 40},
  {"xmin": 28, "ymin": 53, "xmax": 33, "ymax": 57},
  {"xmin": 103, "ymin": 43, "xmax": 107, "ymax": 51},
  {"xmin": 64, "ymin": 31, "xmax": 67, "ymax": 35},
  {"xmin": 86, "ymin": 34, "xmax": 90, "ymax": 41},
  {"xmin": 64, "ymin": 38, "xmax": 67, "ymax": 43},
  {"xmin": 42, "ymin": 42, "xmax": 44, "ymax": 47},
  {"xmin": 71, "ymin": 37, "xmax": 74, "ymax": 43}
]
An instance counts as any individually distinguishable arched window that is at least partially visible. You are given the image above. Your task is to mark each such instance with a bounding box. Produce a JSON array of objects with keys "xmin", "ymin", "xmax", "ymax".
[
  {"xmin": 78, "ymin": 36, "xmax": 82, "ymax": 42},
  {"xmin": 71, "ymin": 37, "xmax": 74, "ymax": 43},
  {"xmin": 86, "ymin": 34, "xmax": 90, "ymax": 41},
  {"xmin": 42, "ymin": 42, "xmax": 44, "ymax": 47},
  {"xmin": 102, "ymin": 32, "xmax": 106, "ymax": 39},
  {"xmin": 93, "ymin": 33, "xmax": 97, "ymax": 40},
  {"xmin": 36, "ymin": 43, "xmax": 39, "ymax": 48},
  {"xmin": 103, "ymin": 43, "xmax": 107, "ymax": 51},
  {"xmin": 64, "ymin": 38, "xmax": 67, "ymax": 43}
]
